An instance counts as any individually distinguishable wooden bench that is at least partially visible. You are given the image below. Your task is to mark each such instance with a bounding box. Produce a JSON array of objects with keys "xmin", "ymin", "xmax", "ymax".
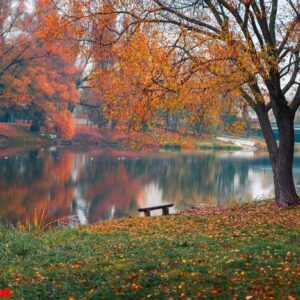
[{"xmin": 138, "ymin": 204, "xmax": 174, "ymax": 217}]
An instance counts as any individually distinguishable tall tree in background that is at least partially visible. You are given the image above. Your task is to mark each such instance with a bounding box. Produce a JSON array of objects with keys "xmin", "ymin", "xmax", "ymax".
[
  {"xmin": 42, "ymin": 0, "xmax": 119, "ymax": 126},
  {"xmin": 0, "ymin": 1, "xmax": 30, "ymax": 79},
  {"xmin": 50, "ymin": 0, "xmax": 299, "ymax": 206},
  {"xmin": 0, "ymin": 0, "xmax": 80, "ymax": 139},
  {"xmin": 0, "ymin": 0, "xmax": 31, "ymax": 122}
]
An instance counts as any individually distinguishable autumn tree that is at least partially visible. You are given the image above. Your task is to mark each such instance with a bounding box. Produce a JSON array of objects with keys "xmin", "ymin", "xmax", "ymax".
[
  {"xmin": 50, "ymin": 0, "xmax": 300, "ymax": 206},
  {"xmin": 0, "ymin": 1, "xmax": 30, "ymax": 77},
  {"xmin": 41, "ymin": 0, "xmax": 120, "ymax": 128},
  {"xmin": 0, "ymin": 0, "xmax": 32, "ymax": 121},
  {"xmin": 92, "ymin": 28, "xmax": 228, "ymax": 132},
  {"xmin": 1, "ymin": 36, "xmax": 80, "ymax": 137},
  {"xmin": 129, "ymin": 0, "xmax": 299, "ymax": 208},
  {"xmin": 0, "ymin": 0, "xmax": 80, "ymax": 139}
]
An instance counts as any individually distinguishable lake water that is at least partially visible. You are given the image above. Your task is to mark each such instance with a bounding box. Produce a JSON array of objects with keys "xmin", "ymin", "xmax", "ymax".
[{"xmin": 1, "ymin": 148, "xmax": 300, "ymax": 225}]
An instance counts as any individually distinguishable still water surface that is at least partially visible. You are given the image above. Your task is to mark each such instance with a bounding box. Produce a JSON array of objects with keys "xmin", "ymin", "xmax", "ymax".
[{"xmin": 1, "ymin": 148, "xmax": 300, "ymax": 225}]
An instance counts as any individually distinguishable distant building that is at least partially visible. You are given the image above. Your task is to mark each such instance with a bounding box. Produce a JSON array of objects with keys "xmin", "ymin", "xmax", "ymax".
[{"xmin": 72, "ymin": 105, "xmax": 96, "ymax": 126}]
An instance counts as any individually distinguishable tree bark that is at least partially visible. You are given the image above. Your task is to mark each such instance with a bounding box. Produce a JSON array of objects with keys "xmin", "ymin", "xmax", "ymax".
[
  {"xmin": 273, "ymin": 109, "xmax": 300, "ymax": 206},
  {"xmin": 255, "ymin": 104, "xmax": 300, "ymax": 207},
  {"xmin": 30, "ymin": 117, "xmax": 41, "ymax": 133}
]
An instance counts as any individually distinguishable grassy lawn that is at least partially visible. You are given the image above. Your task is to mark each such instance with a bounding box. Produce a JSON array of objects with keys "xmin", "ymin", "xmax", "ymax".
[{"xmin": 0, "ymin": 201, "xmax": 299, "ymax": 299}]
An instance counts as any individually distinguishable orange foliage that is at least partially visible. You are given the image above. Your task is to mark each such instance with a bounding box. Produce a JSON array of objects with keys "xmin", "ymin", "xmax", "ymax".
[
  {"xmin": 0, "ymin": 0, "xmax": 79, "ymax": 139},
  {"xmin": 52, "ymin": 111, "xmax": 76, "ymax": 140},
  {"xmin": 92, "ymin": 29, "xmax": 228, "ymax": 132},
  {"xmin": 40, "ymin": 1, "xmax": 253, "ymax": 134}
]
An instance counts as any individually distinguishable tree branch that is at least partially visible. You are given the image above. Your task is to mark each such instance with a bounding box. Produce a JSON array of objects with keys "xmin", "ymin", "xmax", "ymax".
[
  {"xmin": 282, "ymin": 53, "xmax": 300, "ymax": 94},
  {"xmin": 269, "ymin": 0, "xmax": 278, "ymax": 42},
  {"xmin": 290, "ymin": 84, "xmax": 300, "ymax": 112}
]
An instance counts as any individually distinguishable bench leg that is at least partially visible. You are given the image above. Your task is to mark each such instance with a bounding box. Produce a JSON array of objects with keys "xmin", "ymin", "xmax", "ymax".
[
  {"xmin": 144, "ymin": 209, "xmax": 151, "ymax": 217},
  {"xmin": 162, "ymin": 207, "xmax": 169, "ymax": 215}
]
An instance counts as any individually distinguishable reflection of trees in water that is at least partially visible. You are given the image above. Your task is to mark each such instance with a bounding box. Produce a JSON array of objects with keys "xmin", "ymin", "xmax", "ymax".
[
  {"xmin": 130, "ymin": 156, "xmax": 237, "ymax": 207},
  {"xmin": 215, "ymin": 160, "xmax": 254, "ymax": 203},
  {"xmin": 108, "ymin": 155, "xmax": 274, "ymax": 208},
  {"xmin": 118, "ymin": 156, "xmax": 234, "ymax": 207},
  {"xmin": 78, "ymin": 155, "xmax": 274, "ymax": 213},
  {"xmin": 146, "ymin": 156, "xmax": 221, "ymax": 207},
  {"xmin": 0, "ymin": 150, "xmax": 281, "ymax": 224},
  {"xmin": 0, "ymin": 151, "xmax": 74, "ymax": 224},
  {"xmin": 76, "ymin": 159, "xmax": 142, "ymax": 223}
]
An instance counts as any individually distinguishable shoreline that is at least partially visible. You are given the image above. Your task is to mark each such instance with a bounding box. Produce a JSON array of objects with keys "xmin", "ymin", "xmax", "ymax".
[{"xmin": 0, "ymin": 123, "xmax": 265, "ymax": 155}]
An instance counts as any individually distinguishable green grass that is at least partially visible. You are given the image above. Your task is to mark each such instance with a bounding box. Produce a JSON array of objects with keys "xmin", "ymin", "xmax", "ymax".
[
  {"xmin": 160, "ymin": 140, "xmax": 242, "ymax": 152},
  {"xmin": 196, "ymin": 140, "xmax": 241, "ymax": 150},
  {"xmin": 0, "ymin": 201, "xmax": 299, "ymax": 299}
]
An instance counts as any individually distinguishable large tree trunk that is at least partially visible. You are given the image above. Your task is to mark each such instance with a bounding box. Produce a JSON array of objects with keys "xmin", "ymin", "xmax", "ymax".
[
  {"xmin": 255, "ymin": 104, "xmax": 300, "ymax": 207},
  {"xmin": 273, "ymin": 110, "xmax": 300, "ymax": 206}
]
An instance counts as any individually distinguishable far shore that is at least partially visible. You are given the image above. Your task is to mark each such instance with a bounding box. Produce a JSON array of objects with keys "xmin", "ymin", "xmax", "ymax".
[
  {"xmin": 15, "ymin": 122, "xmax": 300, "ymax": 158},
  {"xmin": 0, "ymin": 122, "xmax": 270, "ymax": 154}
]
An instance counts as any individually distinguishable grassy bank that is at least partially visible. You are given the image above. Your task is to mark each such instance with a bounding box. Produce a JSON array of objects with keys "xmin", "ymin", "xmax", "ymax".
[
  {"xmin": 0, "ymin": 201, "xmax": 299, "ymax": 299},
  {"xmin": 196, "ymin": 140, "xmax": 241, "ymax": 151},
  {"xmin": 73, "ymin": 126, "xmax": 243, "ymax": 151},
  {"xmin": 0, "ymin": 124, "xmax": 244, "ymax": 152},
  {"xmin": 0, "ymin": 123, "xmax": 48, "ymax": 149}
]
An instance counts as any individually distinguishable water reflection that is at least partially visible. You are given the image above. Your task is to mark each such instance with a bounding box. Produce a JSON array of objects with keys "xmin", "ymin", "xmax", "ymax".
[{"xmin": 0, "ymin": 149, "xmax": 298, "ymax": 225}]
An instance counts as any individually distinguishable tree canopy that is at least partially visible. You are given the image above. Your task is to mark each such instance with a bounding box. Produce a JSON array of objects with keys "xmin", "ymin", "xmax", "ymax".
[{"xmin": 0, "ymin": 0, "xmax": 80, "ymax": 138}]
